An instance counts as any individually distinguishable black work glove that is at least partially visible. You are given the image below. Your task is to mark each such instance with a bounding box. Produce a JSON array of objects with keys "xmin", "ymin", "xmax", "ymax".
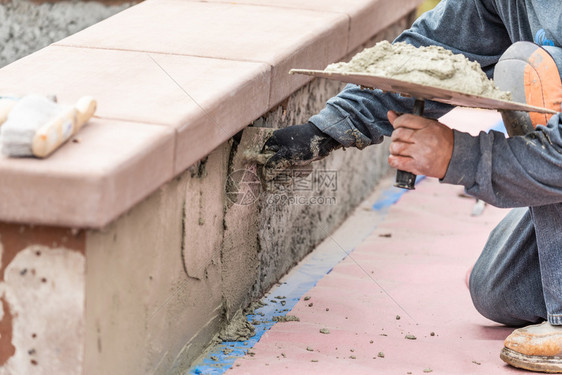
[{"xmin": 262, "ymin": 122, "xmax": 341, "ymax": 174}]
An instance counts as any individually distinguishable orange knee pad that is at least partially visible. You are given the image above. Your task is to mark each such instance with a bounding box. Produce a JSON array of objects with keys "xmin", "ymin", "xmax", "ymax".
[{"xmin": 494, "ymin": 41, "xmax": 562, "ymax": 129}]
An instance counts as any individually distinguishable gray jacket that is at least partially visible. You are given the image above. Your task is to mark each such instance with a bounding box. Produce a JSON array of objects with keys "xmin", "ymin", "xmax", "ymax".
[{"xmin": 309, "ymin": 0, "xmax": 562, "ymax": 208}]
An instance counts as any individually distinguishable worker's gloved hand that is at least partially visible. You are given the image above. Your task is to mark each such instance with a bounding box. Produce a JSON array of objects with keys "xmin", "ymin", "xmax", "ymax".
[{"xmin": 262, "ymin": 122, "xmax": 341, "ymax": 178}]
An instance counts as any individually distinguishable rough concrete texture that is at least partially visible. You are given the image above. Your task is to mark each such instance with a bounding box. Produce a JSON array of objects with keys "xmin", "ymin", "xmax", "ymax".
[
  {"xmin": 84, "ymin": 144, "xmax": 230, "ymax": 375},
  {"xmin": 0, "ymin": 224, "xmax": 86, "ymax": 375},
  {"xmin": 250, "ymin": 19, "xmax": 409, "ymax": 300},
  {"xmin": 0, "ymin": 246, "xmax": 85, "ymax": 375},
  {"xmin": 0, "ymin": 0, "xmax": 133, "ymax": 68}
]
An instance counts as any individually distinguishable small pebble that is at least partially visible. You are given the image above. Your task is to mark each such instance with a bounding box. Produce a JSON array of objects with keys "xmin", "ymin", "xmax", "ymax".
[
  {"xmin": 405, "ymin": 334, "xmax": 417, "ymax": 340},
  {"xmin": 311, "ymin": 359, "xmax": 319, "ymax": 363},
  {"xmin": 320, "ymin": 328, "xmax": 330, "ymax": 334},
  {"xmin": 306, "ymin": 347, "xmax": 314, "ymax": 352},
  {"xmin": 430, "ymin": 332, "xmax": 435, "ymax": 337},
  {"xmin": 304, "ymin": 296, "xmax": 311, "ymax": 301},
  {"xmin": 349, "ymin": 355, "xmax": 356, "ymax": 360},
  {"xmin": 378, "ymin": 352, "xmax": 385, "ymax": 358},
  {"xmin": 396, "ymin": 315, "xmax": 401, "ymax": 320},
  {"xmin": 472, "ymin": 360, "xmax": 481, "ymax": 365},
  {"xmin": 423, "ymin": 368, "xmax": 433, "ymax": 373}
]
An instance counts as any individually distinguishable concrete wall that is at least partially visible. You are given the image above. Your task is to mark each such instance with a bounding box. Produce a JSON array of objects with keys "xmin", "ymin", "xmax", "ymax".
[
  {"xmin": 0, "ymin": 0, "xmax": 133, "ymax": 68},
  {"xmin": 0, "ymin": 5, "xmax": 417, "ymax": 375},
  {"xmin": 81, "ymin": 17, "xmax": 411, "ymax": 374}
]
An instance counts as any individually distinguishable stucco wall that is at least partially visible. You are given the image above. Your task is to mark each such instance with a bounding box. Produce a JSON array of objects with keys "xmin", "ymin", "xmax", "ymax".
[
  {"xmin": 0, "ymin": 3, "xmax": 418, "ymax": 374},
  {"xmin": 82, "ymin": 17, "xmax": 411, "ymax": 374}
]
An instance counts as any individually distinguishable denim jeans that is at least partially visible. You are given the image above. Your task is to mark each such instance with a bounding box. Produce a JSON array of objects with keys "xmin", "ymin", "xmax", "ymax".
[{"xmin": 469, "ymin": 206, "xmax": 562, "ymax": 326}]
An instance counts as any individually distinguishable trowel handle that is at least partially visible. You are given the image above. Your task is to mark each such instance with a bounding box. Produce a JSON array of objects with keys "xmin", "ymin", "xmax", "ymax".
[{"xmin": 394, "ymin": 99, "xmax": 425, "ymax": 190}]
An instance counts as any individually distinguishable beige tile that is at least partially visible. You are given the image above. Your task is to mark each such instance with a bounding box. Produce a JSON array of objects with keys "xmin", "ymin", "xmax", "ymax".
[
  {"xmin": 348, "ymin": 0, "xmax": 422, "ymax": 52},
  {"xmin": 0, "ymin": 46, "xmax": 270, "ymax": 128},
  {"xmin": 0, "ymin": 118, "xmax": 175, "ymax": 228},
  {"xmin": 0, "ymin": 46, "xmax": 270, "ymax": 174},
  {"xmin": 180, "ymin": 0, "xmax": 422, "ymax": 52},
  {"xmin": 140, "ymin": 53, "xmax": 271, "ymax": 173},
  {"xmin": 55, "ymin": 0, "xmax": 349, "ymax": 106}
]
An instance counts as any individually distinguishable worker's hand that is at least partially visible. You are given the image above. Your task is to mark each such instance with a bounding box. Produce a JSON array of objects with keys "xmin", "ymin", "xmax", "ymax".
[
  {"xmin": 387, "ymin": 111, "xmax": 454, "ymax": 179},
  {"xmin": 262, "ymin": 122, "xmax": 341, "ymax": 178}
]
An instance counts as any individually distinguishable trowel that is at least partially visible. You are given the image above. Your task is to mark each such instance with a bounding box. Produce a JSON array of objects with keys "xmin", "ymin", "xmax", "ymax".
[
  {"xmin": 289, "ymin": 69, "xmax": 557, "ymax": 189},
  {"xmin": 236, "ymin": 126, "xmax": 310, "ymax": 189}
]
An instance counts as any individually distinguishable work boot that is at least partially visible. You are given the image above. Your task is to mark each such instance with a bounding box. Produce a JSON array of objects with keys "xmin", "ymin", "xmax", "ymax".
[{"xmin": 501, "ymin": 321, "xmax": 562, "ymax": 373}]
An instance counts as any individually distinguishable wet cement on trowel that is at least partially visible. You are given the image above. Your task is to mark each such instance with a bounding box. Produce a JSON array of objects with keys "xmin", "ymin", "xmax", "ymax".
[{"xmin": 326, "ymin": 41, "xmax": 511, "ymax": 101}]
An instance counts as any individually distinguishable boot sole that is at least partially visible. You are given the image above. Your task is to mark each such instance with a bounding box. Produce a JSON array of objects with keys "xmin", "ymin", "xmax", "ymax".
[{"xmin": 501, "ymin": 347, "xmax": 562, "ymax": 373}]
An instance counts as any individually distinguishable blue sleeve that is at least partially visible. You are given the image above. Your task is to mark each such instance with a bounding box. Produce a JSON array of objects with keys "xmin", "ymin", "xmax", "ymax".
[
  {"xmin": 442, "ymin": 114, "xmax": 562, "ymax": 208},
  {"xmin": 309, "ymin": 0, "xmax": 512, "ymax": 148}
]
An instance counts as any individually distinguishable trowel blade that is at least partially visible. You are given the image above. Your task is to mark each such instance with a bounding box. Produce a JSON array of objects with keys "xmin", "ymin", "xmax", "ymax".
[
  {"xmin": 290, "ymin": 69, "xmax": 557, "ymax": 114},
  {"xmin": 237, "ymin": 126, "xmax": 275, "ymax": 165}
]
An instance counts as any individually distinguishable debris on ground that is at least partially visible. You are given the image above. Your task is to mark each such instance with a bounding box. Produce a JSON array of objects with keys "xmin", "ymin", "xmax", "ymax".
[
  {"xmin": 320, "ymin": 328, "xmax": 331, "ymax": 334},
  {"xmin": 218, "ymin": 309, "xmax": 255, "ymax": 342},
  {"xmin": 405, "ymin": 334, "xmax": 417, "ymax": 340},
  {"xmin": 272, "ymin": 315, "xmax": 300, "ymax": 322},
  {"xmin": 245, "ymin": 300, "xmax": 266, "ymax": 315}
]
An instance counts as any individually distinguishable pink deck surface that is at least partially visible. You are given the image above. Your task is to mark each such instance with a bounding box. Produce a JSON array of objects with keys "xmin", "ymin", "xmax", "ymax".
[
  {"xmin": 228, "ymin": 179, "xmax": 519, "ymax": 375},
  {"xmin": 224, "ymin": 109, "xmax": 523, "ymax": 375}
]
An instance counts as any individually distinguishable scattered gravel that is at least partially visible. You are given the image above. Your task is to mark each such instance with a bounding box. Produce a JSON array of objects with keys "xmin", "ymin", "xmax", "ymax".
[{"xmin": 0, "ymin": 0, "xmax": 133, "ymax": 68}]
